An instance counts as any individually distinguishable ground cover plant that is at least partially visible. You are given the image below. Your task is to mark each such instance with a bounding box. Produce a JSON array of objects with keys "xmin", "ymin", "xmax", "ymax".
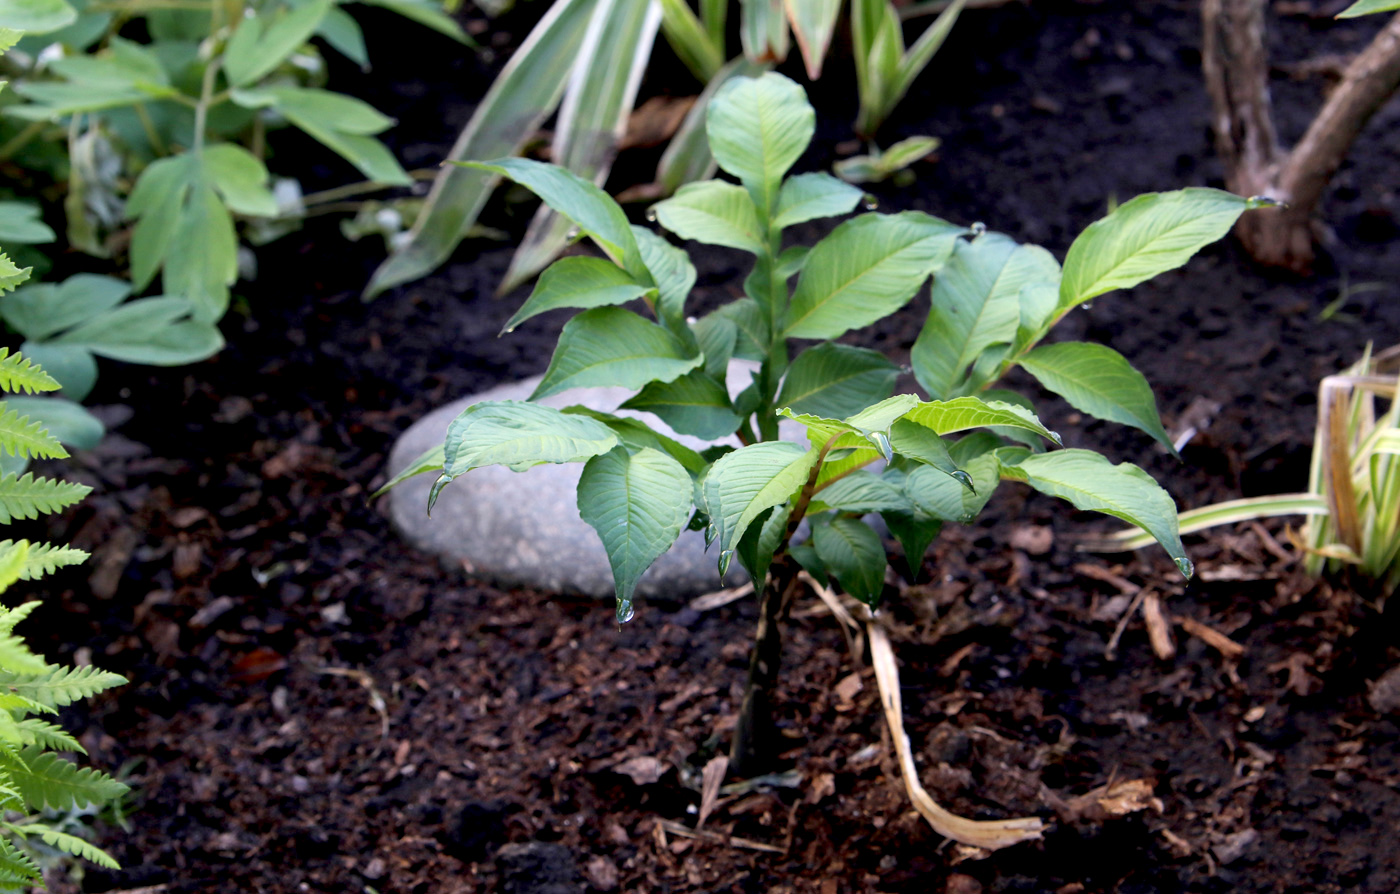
[
  {"xmin": 366, "ymin": 0, "xmax": 968, "ymax": 297},
  {"xmin": 383, "ymin": 71, "xmax": 1273, "ymax": 780}
]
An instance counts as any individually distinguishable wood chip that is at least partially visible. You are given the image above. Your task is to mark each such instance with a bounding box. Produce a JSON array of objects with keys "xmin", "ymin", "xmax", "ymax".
[
  {"xmin": 1175, "ymin": 615, "xmax": 1246, "ymax": 659},
  {"xmin": 688, "ymin": 582, "xmax": 753, "ymax": 612},
  {"xmin": 697, "ymin": 755, "xmax": 728, "ymax": 829},
  {"xmin": 1142, "ymin": 593, "xmax": 1176, "ymax": 660},
  {"xmin": 1074, "ymin": 562, "xmax": 1141, "ymax": 594},
  {"xmin": 1059, "ymin": 778, "xmax": 1163, "ymax": 822},
  {"xmin": 612, "ymin": 756, "xmax": 668, "ymax": 786}
]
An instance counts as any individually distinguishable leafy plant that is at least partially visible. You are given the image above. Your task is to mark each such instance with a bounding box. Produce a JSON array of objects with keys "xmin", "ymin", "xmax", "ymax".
[
  {"xmin": 380, "ymin": 72, "xmax": 1272, "ymax": 774},
  {"xmin": 1099, "ymin": 344, "xmax": 1400, "ymax": 598},
  {"xmin": 0, "ymin": 0, "xmax": 466, "ymax": 322},
  {"xmin": 366, "ymin": 0, "xmax": 967, "ymax": 298}
]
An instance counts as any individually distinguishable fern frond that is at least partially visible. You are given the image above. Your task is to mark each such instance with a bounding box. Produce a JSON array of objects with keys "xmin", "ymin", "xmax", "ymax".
[
  {"xmin": 0, "ymin": 254, "xmax": 29, "ymax": 299},
  {"xmin": 0, "ymin": 406, "xmax": 66, "ymax": 461},
  {"xmin": 0, "ymin": 785, "xmax": 23, "ymax": 814},
  {"xmin": 0, "ymin": 636, "xmax": 47, "ymax": 676},
  {"xmin": 0, "ymin": 28, "xmax": 20, "ymax": 57},
  {"xmin": 0, "ymin": 602, "xmax": 40, "ymax": 637},
  {"xmin": 12, "ymin": 719, "xmax": 83, "ymax": 754},
  {"xmin": 2, "ymin": 747, "xmax": 129, "ymax": 811},
  {"xmin": 0, "ymin": 473, "xmax": 90, "ymax": 525},
  {"xmin": 25, "ymin": 825, "xmax": 120, "ymax": 870},
  {"xmin": 0, "ymin": 544, "xmax": 24, "ymax": 596},
  {"xmin": 0, "ymin": 351, "xmax": 57, "ymax": 396},
  {"xmin": 0, "ymin": 666, "xmax": 127, "ymax": 710},
  {"xmin": 0, "ymin": 834, "xmax": 40, "ymax": 884},
  {"xmin": 0, "ymin": 694, "xmax": 51, "ymax": 717},
  {"xmin": 0, "ymin": 542, "xmax": 89, "ymax": 582}
]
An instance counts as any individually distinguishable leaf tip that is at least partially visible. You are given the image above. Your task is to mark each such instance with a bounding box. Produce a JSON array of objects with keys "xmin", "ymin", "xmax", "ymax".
[{"xmin": 1173, "ymin": 555, "xmax": 1194, "ymax": 580}]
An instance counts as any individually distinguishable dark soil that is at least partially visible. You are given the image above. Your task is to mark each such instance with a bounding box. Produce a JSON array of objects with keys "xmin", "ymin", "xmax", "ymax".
[{"xmin": 20, "ymin": 1, "xmax": 1400, "ymax": 892}]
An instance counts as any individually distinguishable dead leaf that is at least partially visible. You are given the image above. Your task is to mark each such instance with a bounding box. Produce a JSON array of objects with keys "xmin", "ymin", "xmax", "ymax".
[
  {"xmin": 834, "ymin": 672, "xmax": 863, "ymax": 710},
  {"xmin": 697, "ymin": 755, "xmax": 728, "ymax": 829},
  {"xmin": 1059, "ymin": 778, "xmax": 1162, "ymax": 822},
  {"xmin": 620, "ymin": 95, "xmax": 695, "ymax": 150},
  {"xmin": 612, "ymin": 756, "xmax": 668, "ymax": 786}
]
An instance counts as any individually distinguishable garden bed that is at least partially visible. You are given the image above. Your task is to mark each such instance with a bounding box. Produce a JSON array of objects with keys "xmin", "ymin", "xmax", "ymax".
[{"xmin": 23, "ymin": 0, "xmax": 1400, "ymax": 891}]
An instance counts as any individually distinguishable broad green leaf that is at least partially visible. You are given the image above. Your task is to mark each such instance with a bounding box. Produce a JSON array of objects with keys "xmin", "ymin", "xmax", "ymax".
[
  {"xmin": 784, "ymin": 212, "xmax": 964, "ymax": 339},
  {"xmin": 998, "ymin": 448, "xmax": 1191, "ymax": 577},
  {"xmin": 13, "ymin": 344, "xmax": 93, "ymax": 402},
  {"xmin": 881, "ymin": 504, "xmax": 942, "ymax": 580},
  {"xmin": 464, "ymin": 158, "xmax": 650, "ymax": 284},
  {"xmin": 912, "ymin": 234, "xmax": 1060, "ymax": 399},
  {"xmin": 707, "ymin": 298, "xmax": 769, "ymax": 361},
  {"xmin": 777, "ymin": 244, "xmax": 810, "ymax": 278},
  {"xmin": 1014, "ymin": 281, "xmax": 1060, "ymax": 352},
  {"xmin": 223, "ymin": 0, "xmax": 332, "ymax": 87},
  {"xmin": 202, "ymin": 144, "xmax": 279, "ymax": 217},
  {"xmin": 265, "ymin": 87, "xmax": 411, "ymax": 185},
  {"xmin": 126, "ymin": 156, "xmax": 191, "ymax": 293},
  {"xmin": 702, "ymin": 440, "xmax": 818, "ymax": 571},
  {"xmin": 431, "ymin": 400, "xmax": 620, "ymax": 510},
  {"xmin": 371, "ymin": 443, "xmax": 444, "ymax": 498},
  {"xmin": 1019, "ymin": 341, "xmax": 1176, "ymax": 455},
  {"xmin": 317, "ymin": 7, "xmax": 368, "ymax": 65},
  {"xmin": 0, "ymin": 275, "xmax": 129, "ymax": 341},
  {"xmin": 497, "ymin": 0, "xmax": 661, "ymax": 293},
  {"xmin": 784, "ymin": 0, "xmax": 841, "ymax": 79},
  {"xmin": 155, "ymin": 182, "xmax": 237, "ymax": 322},
  {"xmin": 811, "ymin": 515, "xmax": 886, "ymax": 605},
  {"xmin": 691, "ymin": 314, "xmax": 736, "ymax": 380},
  {"xmin": 365, "ymin": 0, "xmax": 598, "ymax": 297},
  {"xmin": 735, "ymin": 503, "xmax": 789, "ymax": 585},
  {"xmin": 531, "ymin": 306, "xmax": 701, "ymax": 399},
  {"xmin": 901, "ymin": 396, "xmax": 1061, "ymax": 444},
  {"xmin": 809, "ymin": 470, "xmax": 908, "ymax": 514},
  {"xmin": 658, "ymin": 0, "xmax": 723, "ymax": 80},
  {"xmin": 50, "ymin": 296, "xmax": 224, "ymax": 364},
  {"xmin": 578, "ymin": 446, "xmax": 692, "ymax": 621},
  {"xmin": 0, "ymin": 0, "xmax": 76, "ymax": 32},
  {"xmin": 502, "ymin": 257, "xmax": 654, "ymax": 334},
  {"xmin": 834, "ymin": 136, "xmax": 940, "ymax": 185},
  {"xmin": 560, "ymin": 407, "xmax": 706, "ymax": 474},
  {"xmin": 1337, "ymin": 0, "xmax": 1399, "ymax": 16},
  {"xmin": 3, "ymin": 398, "xmax": 101, "ymax": 451},
  {"xmin": 621, "ymin": 371, "xmax": 742, "ymax": 440},
  {"xmin": 657, "ymin": 56, "xmax": 769, "ymax": 195},
  {"xmin": 1094, "ymin": 493, "xmax": 1329, "ymax": 553},
  {"xmin": 652, "ymin": 180, "xmax": 765, "ymax": 254},
  {"xmin": 634, "ymin": 226, "xmax": 696, "ymax": 328},
  {"xmin": 888, "ymin": 418, "xmax": 970, "ymax": 487},
  {"xmin": 772, "ymin": 172, "xmax": 863, "ymax": 230},
  {"xmin": 0, "ymin": 202, "xmax": 55, "ymax": 245},
  {"xmin": 706, "ymin": 72, "xmax": 813, "ymax": 218},
  {"xmin": 905, "ymin": 452, "xmax": 998, "ymax": 522},
  {"xmin": 1059, "ymin": 188, "xmax": 1260, "ymax": 311},
  {"xmin": 777, "ymin": 343, "xmax": 898, "ymax": 420}
]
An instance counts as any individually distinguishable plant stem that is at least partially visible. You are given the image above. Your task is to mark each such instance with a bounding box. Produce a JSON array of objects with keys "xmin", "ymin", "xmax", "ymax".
[
  {"xmin": 728, "ymin": 553, "xmax": 800, "ymax": 777},
  {"xmin": 192, "ymin": 55, "xmax": 222, "ymax": 155}
]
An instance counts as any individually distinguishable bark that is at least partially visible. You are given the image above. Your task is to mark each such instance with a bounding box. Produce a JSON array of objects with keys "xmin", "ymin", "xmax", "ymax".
[
  {"xmin": 1202, "ymin": 1, "xmax": 1400, "ymax": 272},
  {"xmin": 728, "ymin": 555, "xmax": 802, "ymax": 778}
]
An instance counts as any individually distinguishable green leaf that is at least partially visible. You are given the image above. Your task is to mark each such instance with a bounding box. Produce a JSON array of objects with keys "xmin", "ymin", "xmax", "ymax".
[
  {"xmin": 702, "ymin": 441, "xmax": 818, "ymax": 572},
  {"xmin": 163, "ymin": 181, "xmax": 237, "ymax": 320},
  {"xmin": 223, "ymin": 0, "xmax": 332, "ymax": 87},
  {"xmin": 634, "ymin": 227, "xmax": 697, "ymax": 328},
  {"xmin": 33, "ymin": 828, "xmax": 119, "ymax": 870},
  {"xmin": 772, "ymin": 172, "xmax": 863, "ymax": 230},
  {"xmin": 0, "ymin": 252, "xmax": 29, "ymax": 296},
  {"xmin": 905, "ymin": 452, "xmax": 998, "ymax": 523},
  {"xmin": 0, "ymin": 350, "xmax": 58, "ymax": 396},
  {"xmin": 891, "ymin": 0, "xmax": 965, "ymax": 113},
  {"xmin": 496, "ymin": 0, "xmax": 661, "ymax": 293},
  {"xmin": 739, "ymin": 0, "xmax": 789, "ymax": 65},
  {"xmin": 812, "ymin": 515, "xmax": 886, "ymax": 605},
  {"xmin": 371, "ymin": 443, "xmax": 444, "ymax": 499},
  {"xmin": 888, "ymin": 418, "xmax": 968, "ymax": 485},
  {"xmin": 52, "ymin": 297, "xmax": 224, "ymax": 364},
  {"xmin": 0, "ymin": 543, "xmax": 27, "ymax": 596},
  {"xmin": 1, "ymin": 275, "xmax": 130, "ymax": 341},
  {"xmin": 502, "ymin": 257, "xmax": 654, "ymax": 334},
  {"xmin": 359, "ymin": 0, "xmax": 469, "ymax": 41},
  {"xmin": 998, "ymin": 448, "xmax": 1191, "ymax": 577},
  {"xmin": 706, "ymin": 72, "xmax": 813, "ymax": 219},
  {"xmin": 652, "ymin": 180, "xmax": 765, "ymax": 254},
  {"xmin": 465, "ymin": 158, "xmax": 650, "ymax": 284},
  {"xmin": 808, "ymin": 470, "xmax": 908, "ymax": 514},
  {"xmin": 1336, "ymin": 0, "xmax": 1399, "ymax": 16},
  {"xmin": 365, "ymin": 0, "xmax": 598, "ymax": 297},
  {"xmin": 735, "ymin": 503, "xmax": 789, "ymax": 584},
  {"xmin": 1059, "ymin": 188, "xmax": 1259, "ymax": 311},
  {"xmin": 707, "ymin": 298, "xmax": 769, "ymax": 361},
  {"xmin": 0, "ymin": 539, "xmax": 87, "ymax": 580},
  {"xmin": 578, "ymin": 446, "xmax": 692, "ymax": 621},
  {"xmin": 880, "ymin": 505, "xmax": 941, "ymax": 580},
  {"xmin": 0, "ymin": 473, "xmax": 89, "ymax": 524},
  {"xmin": 656, "ymin": 56, "xmax": 769, "ymax": 196},
  {"xmin": 777, "ymin": 343, "xmax": 897, "ymax": 419},
  {"xmin": 559, "ymin": 407, "xmax": 706, "ymax": 474},
  {"xmin": 851, "ymin": 0, "xmax": 903, "ymax": 137},
  {"xmin": 0, "ymin": 406, "xmax": 65, "ymax": 462},
  {"xmin": 0, "ymin": 0, "xmax": 76, "ymax": 32},
  {"xmin": 621, "ymin": 371, "xmax": 741, "ymax": 439},
  {"xmin": 431, "ymin": 400, "xmax": 619, "ymax": 511},
  {"xmin": 912, "ymin": 234, "xmax": 1060, "ymax": 399},
  {"xmin": 784, "ymin": 211, "xmax": 964, "ymax": 339},
  {"xmin": 4, "ymin": 399, "xmax": 102, "ymax": 451},
  {"xmin": 532, "ymin": 307, "xmax": 701, "ymax": 400},
  {"xmin": 1019, "ymin": 341, "xmax": 1176, "ymax": 455},
  {"xmin": 784, "ymin": 0, "xmax": 841, "ymax": 79},
  {"xmin": 901, "ymin": 396, "xmax": 1061, "ymax": 444},
  {"xmin": 4, "ymin": 746, "xmax": 128, "ymax": 811},
  {"xmin": 0, "ymin": 666, "xmax": 124, "ymax": 710},
  {"xmin": 317, "ymin": 7, "xmax": 368, "ymax": 65},
  {"xmin": 263, "ymin": 87, "xmax": 410, "ymax": 185},
  {"xmin": 658, "ymin": 0, "xmax": 724, "ymax": 81},
  {"xmin": 202, "ymin": 144, "xmax": 279, "ymax": 217},
  {"xmin": 0, "ymin": 202, "xmax": 55, "ymax": 245}
]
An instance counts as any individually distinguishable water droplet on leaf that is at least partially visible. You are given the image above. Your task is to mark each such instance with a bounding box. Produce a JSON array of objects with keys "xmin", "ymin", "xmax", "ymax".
[
  {"xmin": 645, "ymin": 208, "xmax": 658, "ymax": 223},
  {"xmin": 862, "ymin": 194, "xmax": 879, "ymax": 210},
  {"xmin": 615, "ymin": 599, "xmax": 635, "ymax": 624},
  {"xmin": 951, "ymin": 470, "xmax": 976, "ymax": 493},
  {"xmin": 969, "ymin": 221, "xmax": 987, "ymax": 237},
  {"xmin": 1174, "ymin": 556, "xmax": 1195, "ymax": 580},
  {"xmin": 868, "ymin": 431, "xmax": 893, "ymax": 462},
  {"xmin": 718, "ymin": 549, "xmax": 733, "ymax": 577},
  {"xmin": 566, "ymin": 226, "xmax": 582, "ymax": 240},
  {"xmin": 1080, "ymin": 302, "xmax": 1093, "ymax": 311}
]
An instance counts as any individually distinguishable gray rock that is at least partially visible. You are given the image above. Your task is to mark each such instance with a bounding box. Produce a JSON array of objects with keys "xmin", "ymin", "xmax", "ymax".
[
  {"xmin": 496, "ymin": 842, "xmax": 582, "ymax": 894},
  {"xmin": 385, "ymin": 364, "xmax": 798, "ymax": 600}
]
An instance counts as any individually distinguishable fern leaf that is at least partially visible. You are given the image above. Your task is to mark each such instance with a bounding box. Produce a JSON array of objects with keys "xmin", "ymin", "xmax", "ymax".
[
  {"xmin": 34, "ymin": 827, "xmax": 120, "ymax": 870},
  {"xmin": 0, "ymin": 785, "xmax": 23, "ymax": 814},
  {"xmin": 0, "ymin": 601, "xmax": 39, "ymax": 637},
  {"xmin": 0, "ymin": 473, "xmax": 90, "ymax": 525},
  {"xmin": 3, "ymin": 747, "xmax": 129, "ymax": 811},
  {"xmin": 0, "ymin": 544, "xmax": 24, "ymax": 596},
  {"xmin": 0, "ymin": 694, "xmax": 51, "ymax": 717},
  {"xmin": 0, "ymin": 636, "xmax": 48, "ymax": 676},
  {"xmin": 0, "ymin": 835, "xmax": 40, "ymax": 883},
  {"xmin": 12, "ymin": 719, "xmax": 83, "ymax": 754},
  {"xmin": 0, "ymin": 407, "xmax": 66, "ymax": 462},
  {"xmin": 9, "ymin": 542, "xmax": 88, "ymax": 581},
  {"xmin": 0, "ymin": 666, "xmax": 127, "ymax": 710},
  {"xmin": 0, "ymin": 350, "xmax": 57, "ymax": 396},
  {"xmin": 0, "ymin": 254, "xmax": 29, "ymax": 299}
]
